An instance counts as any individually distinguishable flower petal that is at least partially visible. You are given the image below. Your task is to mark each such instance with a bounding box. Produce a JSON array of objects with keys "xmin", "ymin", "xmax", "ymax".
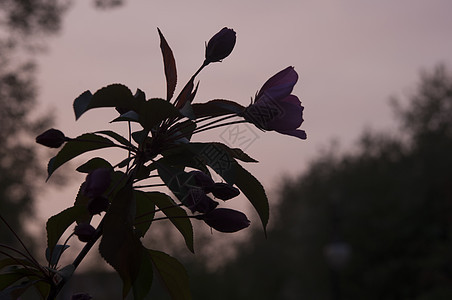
[{"xmin": 257, "ymin": 66, "xmax": 298, "ymax": 101}]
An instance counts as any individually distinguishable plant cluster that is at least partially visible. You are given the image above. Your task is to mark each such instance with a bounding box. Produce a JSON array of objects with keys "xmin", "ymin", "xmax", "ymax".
[{"xmin": 0, "ymin": 27, "xmax": 306, "ymax": 299}]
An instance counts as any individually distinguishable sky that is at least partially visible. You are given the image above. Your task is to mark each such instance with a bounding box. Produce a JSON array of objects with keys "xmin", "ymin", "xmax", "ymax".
[{"xmin": 33, "ymin": 0, "xmax": 452, "ymax": 238}]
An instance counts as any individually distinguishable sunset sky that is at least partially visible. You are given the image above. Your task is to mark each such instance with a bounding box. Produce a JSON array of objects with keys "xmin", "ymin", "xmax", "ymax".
[{"xmin": 35, "ymin": 1, "xmax": 452, "ymax": 228}]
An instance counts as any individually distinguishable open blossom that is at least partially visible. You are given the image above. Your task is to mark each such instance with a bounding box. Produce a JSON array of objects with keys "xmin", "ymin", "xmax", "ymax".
[{"xmin": 244, "ymin": 66, "xmax": 307, "ymax": 139}]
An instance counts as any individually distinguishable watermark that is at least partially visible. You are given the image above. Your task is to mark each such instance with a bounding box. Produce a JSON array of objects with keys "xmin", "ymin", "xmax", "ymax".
[{"xmin": 219, "ymin": 123, "xmax": 259, "ymax": 150}]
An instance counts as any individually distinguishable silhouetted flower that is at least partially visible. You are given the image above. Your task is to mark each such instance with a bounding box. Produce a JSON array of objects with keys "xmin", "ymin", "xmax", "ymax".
[
  {"xmin": 82, "ymin": 168, "xmax": 112, "ymax": 198},
  {"xmin": 87, "ymin": 196, "xmax": 109, "ymax": 215},
  {"xmin": 74, "ymin": 223, "xmax": 96, "ymax": 242},
  {"xmin": 36, "ymin": 128, "xmax": 67, "ymax": 148},
  {"xmin": 244, "ymin": 67, "xmax": 307, "ymax": 139},
  {"xmin": 198, "ymin": 208, "xmax": 250, "ymax": 233},
  {"xmin": 207, "ymin": 183, "xmax": 240, "ymax": 200},
  {"xmin": 184, "ymin": 188, "xmax": 218, "ymax": 213},
  {"xmin": 205, "ymin": 27, "xmax": 236, "ymax": 64},
  {"xmin": 188, "ymin": 170, "xmax": 215, "ymax": 189}
]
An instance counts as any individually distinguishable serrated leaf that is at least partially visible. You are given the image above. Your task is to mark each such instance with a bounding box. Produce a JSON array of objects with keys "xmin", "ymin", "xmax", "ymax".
[
  {"xmin": 137, "ymin": 98, "xmax": 181, "ymax": 130},
  {"xmin": 46, "ymin": 206, "xmax": 87, "ymax": 251},
  {"xmin": 158, "ymin": 28, "xmax": 177, "ymax": 101},
  {"xmin": 76, "ymin": 157, "xmax": 113, "ymax": 173},
  {"xmin": 174, "ymin": 78, "xmax": 194, "ymax": 110},
  {"xmin": 134, "ymin": 191, "xmax": 156, "ymax": 237},
  {"xmin": 192, "ymin": 99, "xmax": 245, "ymax": 118},
  {"xmin": 73, "ymin": 182, "xmax": 93, "ymax": 225},
  {"xmin": 132, "ymin": 250, "xmax": 154, "ymax": 300},
  {"xmin": 47, "ymin": 133, "xmax": 116, "ymax": 180},
  {"xmin": 148, "ymin": 249, "xmax": 191, "ymax": 300},
  {"xmin": 135, "ymin": 191, "xmax": 194, "ymax": 253},
  {"xmin": 99, "ymin": 184, "xmax": 143, "ymax": 297},
  {"xmin": 73, "ymin": 84, "xmax": 139, "ymax": 120}
]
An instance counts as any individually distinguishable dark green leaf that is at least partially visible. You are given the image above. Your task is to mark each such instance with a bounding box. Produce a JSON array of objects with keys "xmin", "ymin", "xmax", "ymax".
[
  {"xmin": 192, "ymin": 99, "xmax": 245, "ymax": 118},
  {"xmin": 46, "ymin": 206, "xmax": 87, "ymax": 251},
  {"xmin": 135, "ymin": 191, "xmax": 194, "ymax": 253},
  {"xmin": 158, "ymin": 28, "xmax": 177, "ymax": 101},
  {"xmin": 76, "ymin": 157, "xmax": 112, "ymax": 173},
  {"xmin": 174, "ymin": 78, "xmax": 194, "ymax": 110},
  {"xmin": 47, "ymin": 133, "xmax": 116, "ymax": 179},
  {"xmin": 73, "ymin": 182, "xmax": 93, "ymax": 225},
  {"xmin": 73, "ymin": 84, "xmax": 140, "ymax": 120},
  {"xmin": 132, "ymin": 250, "xmax": 154, "ymax": 300},
  {"xmin": 99, "ymin": 183, "xmax": 143, "ymax": 297},
  {"xmin": 0, "ymin": 275, "xmax": 41, "ymax": 299},
  {"xmin": 134, "ymin": 190, "xmax": 156, "ymax": 238},
  {"xmin": 0, "ymin": 257, "xmax": 38, "ymax": 271},
  {"xmin": 148, "ymin": 249, "xmax": 191, "ymax": 300},
  {"xmin": 137, "ymin": 98, "xmax": 181, "ymax": 130}
]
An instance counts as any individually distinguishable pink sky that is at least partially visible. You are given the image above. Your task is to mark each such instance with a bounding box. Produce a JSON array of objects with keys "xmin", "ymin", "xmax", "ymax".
[{"xmin": 34, "ymin": 1, "xmax": 452, "ymax": 233}]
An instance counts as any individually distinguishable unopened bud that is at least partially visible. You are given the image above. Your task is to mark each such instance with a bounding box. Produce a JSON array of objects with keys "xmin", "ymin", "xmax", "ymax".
[
  {"xmin": 205, "ymin": 27, "xmax": 236, "ymax": 64},
  {"xmin": 74, "ymin": 223, "xmax": 96, "ymax": 243}
]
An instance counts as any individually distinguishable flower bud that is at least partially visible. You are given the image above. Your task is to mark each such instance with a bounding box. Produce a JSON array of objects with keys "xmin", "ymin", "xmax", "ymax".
[
  {"xmin": 207, "ymin": 183, "xmax": 240, "ymax": 200},
  {"xmin": 188, "ymin": 170, "xmax": 215, "ymax": 189},
  {"xmin": 87, "ymin": 196, "xmax": 109, "ymax": 215},
  {"xmin": 71, "ymin": 293, "xmax": 92, "ymax": 300},
  {"xmin": 205, "ymin": 27, "xmax": 236, "ymax": 64},
  {"xmin": 82, "ymin": 168, "xmax": 112, "ymax": 198},
  {"xmin": 36, "ymin": 128, "xmax": 66, "ymax": 148},
  {"xmin": 199, "ymin": 208, "xmax": 250, "ymax": 233},
  {"xmin": 74, "ymin": 223, "xmax": 96, "ymax": 242},
  {"xmin": 184, "ymin": 188, "xmax": 218, "ymax": 213}
]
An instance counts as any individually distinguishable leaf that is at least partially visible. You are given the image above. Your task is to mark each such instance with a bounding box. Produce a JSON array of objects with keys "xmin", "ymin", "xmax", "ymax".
[
  {"xmin": 174, "ymin": 78, "xmax": 194, "ymax": 110},
  {"xmin": 135, "ymin": 191, "xmax": 194, "ymax": 253},
  {"xmin": 179, "ymin": 81, "xmax": 199, "ymax": 119},
  {"xmin": 46, "ymin": 206, "xmax": 87, "ymax": 251},
  {"xmin": 45, "ymin": 245, "xmax": 70, "ymax": 266},
  {"xmin": 132, "ymin": 250, "xmax": 154, "ymax": 300},
  {"xmin": 47, "ymin": 133, "xmax": 116, "ymax": 180},
  {"xmin": 96, "ymin": 130, "xmax": 135, "ymax": 149},
  {"xmin": 76, "ymin": 157, "xmax": 113, "ymax": 173},
  {"xmin": 0, "ymin": 275, "xmax": 41, "ymax": 299},
  {"xmin": 134, "ymin": 191, "xmax": 156, "ymax": 238},
  {"xmin": 192, "ymin": 99, "xmax": 245, "ymax": 118},
  {"xmin": 99, "ymin": 183, "xmax": 143, "ymax": 297},
  {"xmin": 0, "ymin": 257, "xmax": 38, "ymax": 271},
  {"xmin": 73, "ymin": 84, "xmax": 140, "ymax": 120},
  {"xmin": 136, "ymin": 98, "xmax": 181, "ymax": 130},
  {"xmin": 148, "ymin": 249, "xmax": 191, "ymax": 300},
  {"xmin": 73, "ymin": 182, "xmax": 93, "ymax": 225},
  {"xmin": 111, "ymin": 110, "xmax": 141, "ymax": 124},
  {"xmin": 158, "ymin": 28, "xmax": 177, "ymax": 101}
]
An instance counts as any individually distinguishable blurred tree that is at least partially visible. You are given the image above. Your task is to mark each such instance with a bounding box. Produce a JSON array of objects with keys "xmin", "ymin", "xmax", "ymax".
[
  {"xmin": 186, "ymin": 65, "xmax": 452, "ymax": 299},
  {"xmin": 0, "ymin": 0, "xmax": 125, "ymax": 248}
]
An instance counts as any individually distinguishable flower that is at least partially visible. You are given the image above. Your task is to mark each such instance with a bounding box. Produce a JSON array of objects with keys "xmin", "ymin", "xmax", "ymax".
[
  {"xmin": 207, "ymin": 183, "xmax": 240, "ymax": 200},
  {"xmin": 82, "ymin": 168, "xmax": 112, "ymax": 198},
  {"xmin": 244, "ymin": 67, "xmax": 307, "ymax": 139},
  {"xmin": 74, "ymin": 223, "xmax": 96, "ymax": 242},
  {"xmin": 204, "ymin": 27, "xmax": 236, "ymax": 64},
  {"xmin": 197, "ymin": 208, "xmax": 250, "ymax": 233},
  {"xmin": 184, "ymin": 188, "xmax": 218, "ymax": 213},
  {"xmin": 36, "ymin": 128, "xmax": 67, "ymax": 148}
]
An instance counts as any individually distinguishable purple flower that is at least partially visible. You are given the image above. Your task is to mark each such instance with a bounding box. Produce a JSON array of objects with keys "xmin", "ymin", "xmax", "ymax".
[
  {"xmin": 207, "ymin": 183, "xmax": 240, "ymax": 200},
  {"xmin": 36, "ymin": 128, "xmax": 67, "ymax": 148},
  {"xmin": 71, "ymin": 293, "xmax": 92, "ymax": 300},
  {"xmin": 74, "ymin": 223, "xmax": 96, "ymax": 243},
  {"xmin": 198, "ymin": 208, "xmax": 250, "ymax": 233},
  {"xmin": 188, "ymin": 170, "xmax": 215, "ymax": 189},
  {"xmin": 244, "ymin": 67, "xmax": 307, "ymax": 140},
  {"xmin": 205, "ymin": 27, "xmax": 236, "ymax": 64},
  {"xmin": 184, "ymin": 188, "xmax": 218, "ymax": 214},
  {"xmin": 82, "ymin": 168, "xmax": 112, "ymax": 198}
]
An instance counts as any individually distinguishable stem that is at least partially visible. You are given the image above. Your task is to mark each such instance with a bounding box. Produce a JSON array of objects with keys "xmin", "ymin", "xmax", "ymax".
[
  {"xmin": 134, "ymin": 183, "xmax": 166, "ymax": 188},
  {"xmin": 0, "ymin": 214, "xmax": 44, "ymax": 273},
  {"xmin": 135, "ymin": 203, "xmax": 184, "ymax": 220},
  {"xmin": 192, "ymin": 120, "xmax": 249, "ymax": 135}
]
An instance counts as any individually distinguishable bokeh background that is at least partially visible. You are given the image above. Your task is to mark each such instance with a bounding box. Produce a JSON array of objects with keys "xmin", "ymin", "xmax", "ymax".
[{"xmin": 2, "ymin": 0, "xmax": 452, "ymax": 299}]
